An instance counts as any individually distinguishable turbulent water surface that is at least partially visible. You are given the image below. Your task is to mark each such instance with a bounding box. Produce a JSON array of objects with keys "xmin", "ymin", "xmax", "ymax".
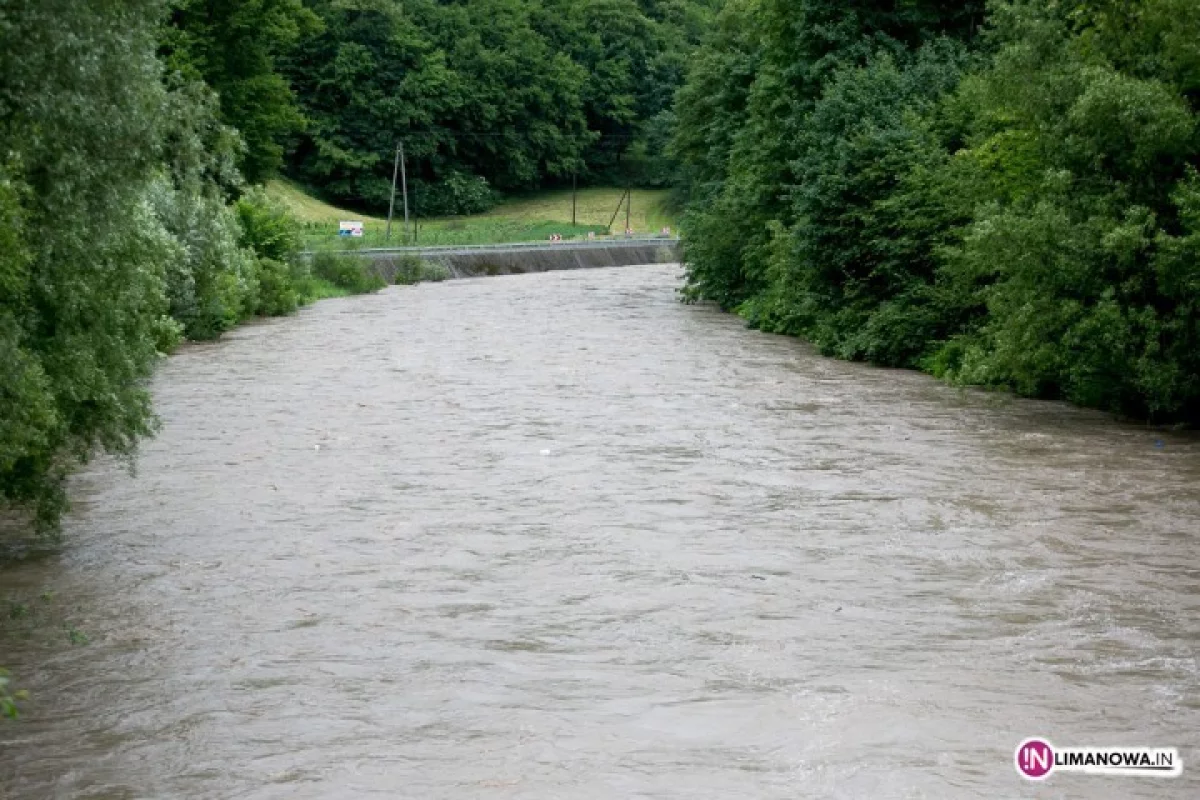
[{"xmin": 1, "ymin": 264, "xmax": 1198, "ymax": 799}]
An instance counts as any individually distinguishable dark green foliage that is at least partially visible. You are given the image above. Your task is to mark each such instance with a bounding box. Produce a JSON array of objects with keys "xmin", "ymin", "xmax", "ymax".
[
  {"xmin": 672, "ymin": 0, "xmax": 767, "ymax": 309},
  {"xmin": 674, "ymin": 0, "xmax": 1200, "ymax": 422},
  {"xmin": 163, "ymin": 0, "xmax": 321, "ymax": 182},
  {"xmin": 927, "ymin": 1, "xmax": 1200, "ymax": 419},
  {"xmin": 284, "ymin": 0, "xmax": 718, "ymax": 211},
  {"xmin": 284, "ymin": 0, "xmax": 585, "ymax": 208},
  {"xmin": 411, "ymin": 173, "xmax": 499, "ymax": 217},
  {"xmin": 749, "ymin": 41, "xmax": 975, "ymax": 366},
  {"xmin": 677, "ymin": 0, "xmax": 986, "ymax": 308}
]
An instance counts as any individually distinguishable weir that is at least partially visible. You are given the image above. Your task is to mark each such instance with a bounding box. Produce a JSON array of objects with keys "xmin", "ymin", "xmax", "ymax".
[{"xmin": 327, "ymin": 237, "xmax": 681, "ymax": 282}]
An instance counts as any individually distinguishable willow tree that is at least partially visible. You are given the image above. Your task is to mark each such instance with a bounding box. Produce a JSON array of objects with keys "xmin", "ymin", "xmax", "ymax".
[{"xmin": 0, "ymin": 0, "xmax": 178, "ymax": 535}]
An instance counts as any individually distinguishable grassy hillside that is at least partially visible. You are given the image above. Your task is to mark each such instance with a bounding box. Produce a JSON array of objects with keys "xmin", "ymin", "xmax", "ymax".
[{"xmin": 268, "ymin": 180, "xmax": 678, "ymax": 248}]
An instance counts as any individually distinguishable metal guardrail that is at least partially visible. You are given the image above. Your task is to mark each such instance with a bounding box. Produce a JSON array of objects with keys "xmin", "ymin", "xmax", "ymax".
[{"xmin": 304, "ymin": 236, "xmax": 680, "ymax": 258}]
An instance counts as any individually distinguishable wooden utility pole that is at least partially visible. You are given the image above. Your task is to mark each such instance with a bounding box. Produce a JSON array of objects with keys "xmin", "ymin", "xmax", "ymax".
[
  {"xmin": 625, "ymin": 179, "xmax": 631, "ymax": 236},
  {"xmin": 386, "ymin": 144, "xmax": 401, "ymax": 240},
  {"xmin": 606, "ymin": 187, "xmax": 629, "ymax": 234},
  {"xmin": 400, "ymin": 140, "xmax": 410, "ymax": 243},
  {"xmin": 386, "ymin": 141, "xmax": 412, "ymax": 242},
  {"xmin": 572, "ymin": 171, "xmax": 577, "ymax": 227}
]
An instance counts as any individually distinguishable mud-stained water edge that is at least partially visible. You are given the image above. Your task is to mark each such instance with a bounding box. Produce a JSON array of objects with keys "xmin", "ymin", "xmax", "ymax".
[{"xmin": 2, "ymin": 264, "xmax": 1198, "ymax": 799}]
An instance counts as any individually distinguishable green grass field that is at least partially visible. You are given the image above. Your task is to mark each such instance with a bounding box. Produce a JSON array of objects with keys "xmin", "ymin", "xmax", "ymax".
[{"xmin": 268, "ymin": 180, "xmax": 678, "ymax": 249}]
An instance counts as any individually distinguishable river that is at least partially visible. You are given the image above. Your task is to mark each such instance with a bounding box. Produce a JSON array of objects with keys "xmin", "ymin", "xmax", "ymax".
[{"xmin": 1, "ymin": 264, "xmax": 1197, "ymax": 798}]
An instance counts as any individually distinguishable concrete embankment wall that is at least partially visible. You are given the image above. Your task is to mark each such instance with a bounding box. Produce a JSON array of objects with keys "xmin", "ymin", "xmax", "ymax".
[{"xmin": 360, "ymin": 243, "xmax": 680, "ymax": 283}]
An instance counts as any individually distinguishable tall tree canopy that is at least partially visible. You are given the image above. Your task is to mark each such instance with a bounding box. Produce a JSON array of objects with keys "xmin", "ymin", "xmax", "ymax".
[
  {"xmin": 283, "ymin": 0, "xmax": 719, "ymax": 213},
  {"xmin": 673, "ymin": 0, "xmax": 1200, "ymax": 422},
  {"xmin": 284, "ymin": 0, "xmax": 593, "ymax": 212},
  {"xmin": 162, "ymin": 0, "xmax": 321, "ymax": 183}
]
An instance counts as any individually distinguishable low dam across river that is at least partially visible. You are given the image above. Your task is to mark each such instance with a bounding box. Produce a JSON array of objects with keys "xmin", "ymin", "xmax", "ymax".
[{"xmin": 335, "ymin": 237, "xmax": 681, "ymax": 282}]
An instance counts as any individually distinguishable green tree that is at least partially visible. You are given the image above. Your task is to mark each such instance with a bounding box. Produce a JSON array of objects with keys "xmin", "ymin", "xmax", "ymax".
[
  {"xmin": 284, "ymin": 0, "xmax": 716, "ymax": 208},
  {"xmin": 744, "ymin": 41, "xmax": 976, "ymax": 368},
  {"xmin": 284, "ymin": 0, "xmax": 460, "ymax": 209},
  {"xmin": 163, "ymin": 0, "xmax": 321, "ymax": 183},
  {"xmin": 930, "ymin": 0, "xmax": 1200, "ymax": 418},
  {"xmin": 0, "ymin": 0, "xmax": 180, "ymax": 532},
  {"xmin": 673, "ymin": 0, "xmax": 1200, "ymax": 422},
  {"xmin": 535, "ymin": 0, "xmax": 719, "ymax": 183},
  {"xmin": 421, "ymin": 0, "xmax": 592, "ymax": 190},
  {"xmin": 675, "ymin": 0, "xmax": 985, "ymax": 302}
]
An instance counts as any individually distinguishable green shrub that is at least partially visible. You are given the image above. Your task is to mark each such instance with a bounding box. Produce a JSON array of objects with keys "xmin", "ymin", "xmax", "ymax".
[
  {"xmin": 393, "ymin": 255, "xmax": 452, "ymax": 284},
  {"xmin": 253, "ymin": 257, "xmax": 300, "ymax": 316},
  {"xmin": 391, "ymin": 254, "xmax": 423, "ymax": 284},
  {"xmin": 420, "ymin": 261, "xmax": 451, "ymax": 282},
  {"xmin": 236, "ymin": 187, "xmax": 303, "ymax": 263},
  {"xmin": 151, "ymin": 314, "xmax": 185, "ymax": 355},
  {"xmin": 234, "ymin": 188, "xmax": 313, "ymax": 318},
  {"xmin": 150, "ymin": 179, "xmax": 257, "ymax": 341},
  {"xmin": 310, "ymin": 251, "xmax": 386, "ymax": 294},
  {"xmin": 1, "ymin": 668, "xmax": 25, "ymax": 720},
  {"xmin": 411, "ymin": 173, "xmax": 499, "ymax": 216}
]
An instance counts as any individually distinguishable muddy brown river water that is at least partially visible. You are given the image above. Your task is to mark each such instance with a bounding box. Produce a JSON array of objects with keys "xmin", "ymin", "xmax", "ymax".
[{"xmin": 1, "ymin": 264, "xmax": 1198, "ymax": 799}]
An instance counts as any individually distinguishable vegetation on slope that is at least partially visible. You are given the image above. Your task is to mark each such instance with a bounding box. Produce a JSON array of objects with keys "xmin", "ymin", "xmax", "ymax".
[{"xmin": 269, "ymin": 180, "xmax": 676, "ymax": 247}]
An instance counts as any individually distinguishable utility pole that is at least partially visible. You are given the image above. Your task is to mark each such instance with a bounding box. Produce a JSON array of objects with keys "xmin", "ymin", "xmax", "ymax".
[
  {"xmin": 385, "ymin": 141, "xmax": 412, "ymax": 242},
  {"xmin": 572, "ymin": 171, "xmax": 577, "ymax": 228},
  {"xmin": 606, "ymin": 187, "xmax": 629, "ymax": 234},
  {"xmin": 386, "ymin": 144, "xmax": 401, "ymax": 240},
  {"xmin": 400, "ymin": 140, "xmax": 410, "ymax": 243},
  {"xmin": 625, "ymin": 179, "xmax": 631, "ymax": 237}
]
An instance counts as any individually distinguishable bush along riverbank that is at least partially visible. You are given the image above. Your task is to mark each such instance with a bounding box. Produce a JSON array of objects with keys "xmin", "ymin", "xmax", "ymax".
[
  {"xmin": 174, "ymin": 188, "xmax": 387, "ymax": 341},
  {"xmin": 1, "ymin": 185, "xmax": 386, "ymax": 560},
  {"xmin": 0, "ymin": 0, "xmax": 391, "ymax": 542},
  {"xmin": 673, "ymin": 0, "xmax": 1200, "ymax": 425}
]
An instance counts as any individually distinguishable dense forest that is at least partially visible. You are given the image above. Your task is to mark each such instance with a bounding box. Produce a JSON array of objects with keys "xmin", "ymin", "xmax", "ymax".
[
  {"xmin": 673, "ymin": 0, "xmax": 1200, "ymax": 423},
  {"xmin": 0, "ymin": 0, "xmax": 716, "ymax": 537},
  {"xmin": 168, "ymin": 0, "xmax": 716, "ymax": 212}
]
